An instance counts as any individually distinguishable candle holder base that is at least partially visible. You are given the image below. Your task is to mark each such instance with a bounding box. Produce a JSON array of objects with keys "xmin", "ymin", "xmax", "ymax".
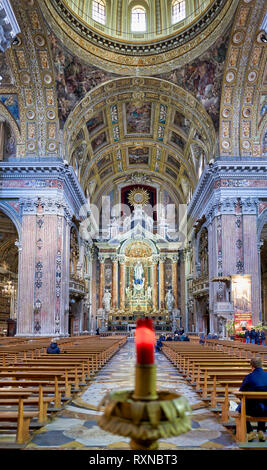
[{"xmin": 98, "ymin": 389, "xmax": 192, "ymax": 450}]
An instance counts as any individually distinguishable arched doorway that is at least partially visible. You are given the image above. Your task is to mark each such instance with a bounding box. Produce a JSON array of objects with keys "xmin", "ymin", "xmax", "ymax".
[{"xmin": 0, "ymin": 210, "xmax": 19, "ymax": 336}]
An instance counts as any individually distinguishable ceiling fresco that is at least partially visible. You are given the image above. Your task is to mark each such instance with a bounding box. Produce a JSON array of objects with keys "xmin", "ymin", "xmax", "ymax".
[{"xmin": 64, "ymin": 77, "xmax": 216, "ymax": 205}]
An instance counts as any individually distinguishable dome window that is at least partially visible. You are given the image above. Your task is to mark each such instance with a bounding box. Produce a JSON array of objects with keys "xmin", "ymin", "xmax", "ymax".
[
  {"xmin": 172, "ymin": 0, "xmax": 186, "ymax": 24},
  {"xmin": 131, "ymin": 6, "xmax": 147, "ymax": 32},
  {"xmin": 92, "ymin": 0, "xmax": 106, "ymax": 25}
]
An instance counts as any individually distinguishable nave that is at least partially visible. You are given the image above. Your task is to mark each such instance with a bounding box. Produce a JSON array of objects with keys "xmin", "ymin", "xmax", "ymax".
[{"xmin": 25, "ymin": 340, "xmax": 239, "ymax": 450}]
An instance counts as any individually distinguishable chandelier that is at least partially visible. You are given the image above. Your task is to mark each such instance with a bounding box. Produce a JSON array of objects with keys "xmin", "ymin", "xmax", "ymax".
[{"xmin": 2, "ymin": 280, "xmax": 15, "ymax": 297}]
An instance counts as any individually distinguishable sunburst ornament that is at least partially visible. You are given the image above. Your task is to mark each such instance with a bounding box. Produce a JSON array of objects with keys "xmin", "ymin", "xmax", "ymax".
[{"xmin": 128, "ymin": 187, "xmax": 150, "ymax": 207}]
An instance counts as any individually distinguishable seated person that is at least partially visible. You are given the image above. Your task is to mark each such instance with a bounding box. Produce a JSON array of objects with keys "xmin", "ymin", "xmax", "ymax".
[
  {"xmin": 236, "ymin": 357, "xmax": 267, "ymax": 442},
  {"xmin": 47, "ymin": 339, "xmax": 60, "ymax": 354}
]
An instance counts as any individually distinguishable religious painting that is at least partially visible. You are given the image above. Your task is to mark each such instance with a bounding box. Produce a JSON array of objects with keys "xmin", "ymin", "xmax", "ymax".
[
  {"xmin": 124, "ymin": 102, "xmax": 152, "ymax": 135},
  {"xmin": 4, "ymin": 123, "xmax": 16, "ymax": 159},
  {"xmin": 0, "ymin": 94, "xmax": 20, "ymax": 125},
  {"xmin": 231, "ymin": 275, "xmax": 252, "ymax": 314},
  {"xmin": 48, "ymin": 31, "xmax": 117, "ymax": 127},
  {"xmin": 167, "ymin": 154, "xmax": 180, "ymax": 171},
  {"xmin": 86, "ymin": 111, "xmax": 105, "ymax": 136},
  {"xmin": 113, "ymin": 126, "xmax": 120, "ymax": 141},
  {"xmin": 258, "ymin": 94, "xmax": 267, "ymax": 129},
  {"xmin": 170, "ymin": 131, "xmax": 185, "ymax": 151},
  {"xmin": 158, "ymin": 26, "xmax": 231, "ymax": 130},
  {"xmin": 159, "ymin": 104, "xmax": 168, "ymax": 124},
  {"xmin": 173, "ymin": 110, "xmax": 191, "ymax": 135},
  {"xmin": 165, "ymin": 166, "xmax": 177, "ymax": 180},
  {"xmin": 157, "ymin": 125, "xmax": 164, "ymax": 141},
  {"xmin": 0, "ymin": 52, "xmax": 14, "ymax": 86},
  {"xmin": 91, "ymin": 131, "xmax": 108, "ymax": 151},
  {"xmin": 99, "ymin": 165, "xmax": 113, "ymax": 180},
  {"xmin": 97, "ymin": 153, "xmax": 112, "ymax": 171},
  {"xmin": 128, "ymin": 146, "xmax": 149, "ymax": 165},
  {"xmin": 110, "ymin": 104, "xmax": 118, "ymax": 124}
]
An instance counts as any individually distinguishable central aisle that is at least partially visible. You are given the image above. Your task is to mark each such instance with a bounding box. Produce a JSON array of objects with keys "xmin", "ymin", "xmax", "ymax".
[{"xmin": 27, "ymin": 339, "xmax": 239, "ymax": 450}]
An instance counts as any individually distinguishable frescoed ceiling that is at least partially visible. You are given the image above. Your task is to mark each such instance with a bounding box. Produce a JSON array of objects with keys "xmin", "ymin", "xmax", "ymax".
[{"xmin": 64, "ymin": 77, "xmax": 216, "ymax": 205}]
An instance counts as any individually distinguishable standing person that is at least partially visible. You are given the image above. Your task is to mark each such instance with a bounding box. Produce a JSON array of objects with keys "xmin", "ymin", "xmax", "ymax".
[
  {"xmin": 255, "ymin": 329, "xmax": 261, "ymax": 346},
  {"xmin": 96, "ymin": 327, "xmax": 100, "ymax": 335},
  {"xmin": 47, "ymin": 339, "xmax": 60, "ymax": 354},
  {"xmin": 250, "ymin": 328, "xmax": 256, "ymax": 344},
  {"xmin": 236, "ymin": 357, "xmax": 267, "ymax": 442},
  {"xmin": 260, "ymin": 330, "xmax": 266, "ymax": 346},
  {"xmin": 245, "ymin": 329, "xmax": 251, "ymax": 344}
]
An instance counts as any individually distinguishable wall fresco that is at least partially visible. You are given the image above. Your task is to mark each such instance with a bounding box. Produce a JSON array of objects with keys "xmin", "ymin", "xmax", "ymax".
[
  {"xmin": 48, "ymin": 31, "xmax": 117, "ymax": 127},
  {"xmin": 159, "ymin": 29, "xmax": 231, "ymax": 130}
]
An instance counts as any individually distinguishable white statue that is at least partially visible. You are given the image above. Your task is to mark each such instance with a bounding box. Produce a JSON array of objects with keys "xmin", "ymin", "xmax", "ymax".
[
  {"xmin": 147, "ymin": 285, "xmax": 152, "ymax": 300},
  {"xmin": 102, "ymin": 289, "xmax": 111, "ymax": 312},
  {"xmin": 134, "ymin": 261, "xmax": 144, "ymax": 281},
  {"xmin": 165, "ymin": 289, "xmax": 174, "ymax": 312}
]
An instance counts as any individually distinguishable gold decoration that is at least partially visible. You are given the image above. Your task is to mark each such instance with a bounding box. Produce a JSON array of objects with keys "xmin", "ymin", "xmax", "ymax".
[
  {"xmin": 128, "ymin": 187, "xmax": 150, "ymax": 207},
  {"xmin": 98, "ymin": 389, "xmax": 192, "ymax": 450}
]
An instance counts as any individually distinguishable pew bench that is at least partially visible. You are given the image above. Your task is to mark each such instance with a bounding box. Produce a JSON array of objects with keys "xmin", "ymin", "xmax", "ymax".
[
  {"xmin": 0, "ymin": 399, "xmax": 39, "ymax": 444},
  {"xmin": 234, "ymin": 391, "xmax": 267, "ymax": 447}
]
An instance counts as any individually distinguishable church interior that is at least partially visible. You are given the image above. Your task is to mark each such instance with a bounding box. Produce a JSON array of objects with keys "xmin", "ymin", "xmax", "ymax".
[{"xmin": 0, "ymin": 0, "xmax": 266, "ymax": 453}]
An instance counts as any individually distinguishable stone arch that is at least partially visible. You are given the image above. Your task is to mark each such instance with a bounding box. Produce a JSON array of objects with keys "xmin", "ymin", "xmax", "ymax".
[
  {"xmin": 62, "ymin": 76, "xmax": 217, "ymax": 207},
  {"xmin": 0, "ymin": 202, "xmax": 21, "ymax": 239}
]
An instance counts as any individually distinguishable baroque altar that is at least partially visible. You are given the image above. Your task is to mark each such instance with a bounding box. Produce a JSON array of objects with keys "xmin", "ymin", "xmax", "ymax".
[{"xmin": 95, "ymin": 203, "xmax": 182, "ymax": 330}]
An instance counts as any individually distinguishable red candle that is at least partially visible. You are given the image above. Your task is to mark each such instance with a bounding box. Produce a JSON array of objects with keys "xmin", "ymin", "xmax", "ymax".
[{"xmin": 135, "ymin": 318, "xmax": 155, "ymax": 365}]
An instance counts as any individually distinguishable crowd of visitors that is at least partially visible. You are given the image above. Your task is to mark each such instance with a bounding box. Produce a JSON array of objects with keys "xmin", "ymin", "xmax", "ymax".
[
  {"xmin": 244, "ymin": 328, "xmax": 266, "ymax": 346},
  {"xmin": 156, "ymin": 330, "xmax": 190, "ymax": 351}
]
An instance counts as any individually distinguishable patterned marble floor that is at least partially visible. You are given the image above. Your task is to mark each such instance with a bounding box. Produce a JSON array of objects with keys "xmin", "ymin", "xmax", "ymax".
[{"xmin": 25, "ymin": 339, "xmax": 239, "ymax": 450}]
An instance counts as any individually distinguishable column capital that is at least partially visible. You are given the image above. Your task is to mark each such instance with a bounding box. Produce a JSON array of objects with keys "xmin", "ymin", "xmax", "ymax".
[
  {"xmin": 19, "ymin": 197, "xmax": 39, "ymax": 215},
  {"xmin": 170, "ymin": 253, "xmax": 179, "ymax": 263},
  {"xmin": 240, "ymin": 197, "xmax": 259, "ymax": 215}
]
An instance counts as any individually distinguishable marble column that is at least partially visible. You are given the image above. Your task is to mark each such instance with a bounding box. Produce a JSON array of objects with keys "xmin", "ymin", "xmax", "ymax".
[
  {"xmin": 16, "ymin": 196, "xmax": 72, "ymax": 337},
  {"xmin": 99, "ymin": 256, "xmax": 105, "ymax": 309},
  {"xmin": 112, "ymin": 255, "xmax": 118, "ymax": 309},
  {"xmin": 152, "ymin": 261, "xmax": 158, "ymax": 311},
  {"xmin": 171, "ymin": 255, "xmax": 179, "ymax": 309},
  {"xmin": 159, "ymin": 256, "xmax": 166, "ymax": 310},
  {"xmin": 119, "ymin": 259, "xmax": 125, "ymax": 310}
]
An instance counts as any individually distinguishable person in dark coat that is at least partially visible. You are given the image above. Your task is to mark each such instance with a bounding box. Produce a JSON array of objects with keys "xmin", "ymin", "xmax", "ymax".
[
  {"xmin": 255, "ymin": 330, "xmax": 261, "ymax": 345},
  {"xmin": 245, "ymin": 329, "xmax": 251, "ymax": 344},
  {"xmin": 260, "ymin": 330, "xmax": 266, "ymax": 346},
  {"xmin": 47, "ymin": 340, "xmax": 60, "ymax": 354},
  {"xmin": 96, "ymin": 328, "xmax": 100, "ymax": 335},
  {"xmin": 236, "ymin": 357, "xmax": 267, "ymax": 441},
  {"xmin": 250, "ymin": 328, "xmax": 256, "ymax": 344}
]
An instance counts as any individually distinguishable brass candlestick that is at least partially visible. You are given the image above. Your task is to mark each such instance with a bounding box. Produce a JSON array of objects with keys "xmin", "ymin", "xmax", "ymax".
[{"xmin": 98, "ymin": 362, "xmax": 192, "ymax": 450}]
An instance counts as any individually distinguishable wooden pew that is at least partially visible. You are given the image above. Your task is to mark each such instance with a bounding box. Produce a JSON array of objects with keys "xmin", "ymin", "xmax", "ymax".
[{"xmin": 233, "ymin": 391, "xmax": 267, "ymax": 447}]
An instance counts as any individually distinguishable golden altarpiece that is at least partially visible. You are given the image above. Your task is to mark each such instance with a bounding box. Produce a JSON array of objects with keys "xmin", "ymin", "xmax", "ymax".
[{"xmin": 95, "ymin": 188, "xmax": 182, "ymax": 331}]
